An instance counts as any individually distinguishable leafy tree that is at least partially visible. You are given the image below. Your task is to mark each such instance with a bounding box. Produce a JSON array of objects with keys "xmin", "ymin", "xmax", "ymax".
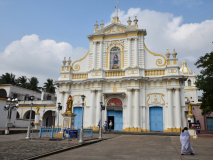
[
  {"xmin": 195, "ymin": 51, "xmax": 213, "ymax": 115},
  {"xmin": 0, "ymin": 73, "xmax": 17, "ymax": 85},
  {"xmin": 43, "ymin": 78, "xmax": 56, "ymax": 94},
  {"xmin": 17, "ymin": 76, "xmax": 27, "ymax": 88},
  {"xmin": 28, "ymin": 77, "xmax": 41, "ymax": 92}
]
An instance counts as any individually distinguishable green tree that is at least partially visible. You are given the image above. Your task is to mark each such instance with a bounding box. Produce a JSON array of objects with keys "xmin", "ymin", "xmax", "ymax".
[
  {"xmin": 17, "ymin": 76, "xmax": 27, "ymax": 88},
  {"xmin": 195, "ymin": 51, "xmax": 213, "ymax": 115},
  {"xmin": 43, "ymin": 79, "xmax": 56, "ymax": 94},
  {"xmin": 0, "ymin": 73, "xmax": 17, "ymax": 85},
  {"xmin": 28, "ymin": 77, "xmax": 41, "ymax": 92}
]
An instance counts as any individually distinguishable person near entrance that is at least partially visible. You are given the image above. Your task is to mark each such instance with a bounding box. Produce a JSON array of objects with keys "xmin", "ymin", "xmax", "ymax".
[
  {"xmin": 103, "ymin": 121, "xmax": 107, "ymax": 132},
  {"xmin": 180, "ymin": 127, "xmax": 194, "ymax": 155},
  {"xmin": 109, "ymin": 120, "xmax": 113, "ymax": 132}
]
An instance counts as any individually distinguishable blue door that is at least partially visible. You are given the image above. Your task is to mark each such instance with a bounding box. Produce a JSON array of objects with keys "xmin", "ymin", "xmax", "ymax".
[
  {"xmin": 107, "ymin": 110, "xmax": 123, "ymax": 131},
  {"xmin": 73, "ymin": 107, "xmax": 82, "ymax": 129},
  {"xmin": 149, "ymin": 107, "xmax": 163, "ymax": 131},
  {"xmin": 207, "ymin": 117, "xmax": 213, "ymax": 130}
]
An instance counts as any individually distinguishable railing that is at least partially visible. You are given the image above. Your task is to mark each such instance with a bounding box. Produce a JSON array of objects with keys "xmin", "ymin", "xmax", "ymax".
[{"xmin": 39, "ymin": 127, "xmax": 93, "ymax": 139}]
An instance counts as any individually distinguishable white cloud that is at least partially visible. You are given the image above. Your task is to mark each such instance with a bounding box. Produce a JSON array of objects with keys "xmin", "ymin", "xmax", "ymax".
[{"xmin": 0, "ymin": 34, "xmax": 87, "ymax": 86}]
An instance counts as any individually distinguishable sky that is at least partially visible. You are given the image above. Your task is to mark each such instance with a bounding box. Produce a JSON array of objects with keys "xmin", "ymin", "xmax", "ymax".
[{"xmin": 0, "ymin": 0, "xmax": 213, "ymax": 87}]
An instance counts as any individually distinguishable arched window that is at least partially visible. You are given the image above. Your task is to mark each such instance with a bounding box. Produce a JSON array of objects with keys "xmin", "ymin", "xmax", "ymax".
[
  {"xmin": 188, "ymin": 79, "xmax": 191, "ymax": 86},
  {"xmin": 110, "ymin": 47, "xmax": 120, "ymax": 69}
]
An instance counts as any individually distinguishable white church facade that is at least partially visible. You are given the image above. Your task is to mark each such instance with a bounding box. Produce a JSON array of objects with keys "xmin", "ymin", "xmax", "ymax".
[{"xmin": 55, "ymin": 13, "xmax": 189, "ymax": 132}]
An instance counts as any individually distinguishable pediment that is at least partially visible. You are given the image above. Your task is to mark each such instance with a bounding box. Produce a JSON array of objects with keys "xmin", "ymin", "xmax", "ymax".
[{"xmin": 91, "ymin": 23, "xmax": 138, "ymax": 36}]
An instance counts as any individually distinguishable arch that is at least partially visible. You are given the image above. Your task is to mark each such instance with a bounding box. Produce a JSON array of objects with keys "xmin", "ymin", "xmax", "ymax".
[
  {"xmin": 188, "ymin": 79, "xmax": 191, "ymax": 86},
  {"xmin": 149, "ymin": 106, "xmax": 163, "ymax": 131},
  {"xmin": 0, "ymin": 89, "xmax": 7, "ymax": 98},
  {"xmin": 107, "ymin": 98, "xmax": 123, "ymax": 106},
  {"xmin": 42, "ymin": 110, "xmax": 55, "ymax": 127},
  {"xmin": 110, "ymin": 47, "xmax": 121, "ymax": 69},
  {"xmin": 23, "ymin": 110, "xmax": 35, "ymax": 119},
  {"xmin": 16, "ymin": 111, "xmax": 20, "ymax": 119}
]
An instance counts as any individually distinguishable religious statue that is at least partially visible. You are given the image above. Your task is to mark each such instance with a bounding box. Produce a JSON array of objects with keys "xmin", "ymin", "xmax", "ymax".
[
  {"xmin": 187, "ymin": 102, "xmax": 194, "ymax": 118},
  {"xmin": 113, "ymin": 54, "xmax": 119, "ymax": 69},
  {"xmin": 36, "ymin": 106, "xmax": 40, "ymax": 114},
  {"xmin": 66, "ymin": 95, "xmax": 73, "ymax": 114}
]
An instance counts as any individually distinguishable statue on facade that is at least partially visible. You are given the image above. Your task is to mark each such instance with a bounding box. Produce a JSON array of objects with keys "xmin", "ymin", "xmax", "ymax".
[
  {"xmin": 36, "ymin": 106, "xmax": 40, "ymax": 114},
  {"xmin": 113, "ymin": 54, "xmax": 119, "ymax": 69},
  {"xmin": 187, "ymin": 102, "xmax": 194, "ymax": 118},
  {"xmin": 66, "ymin": 95, "xmax": 73, "ymax": 114}
]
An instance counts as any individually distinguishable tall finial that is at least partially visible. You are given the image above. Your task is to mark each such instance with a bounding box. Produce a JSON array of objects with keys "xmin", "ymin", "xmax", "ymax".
[{"xmin": 111, "ymin": 0, "xmax": 120, "ymax": 23}]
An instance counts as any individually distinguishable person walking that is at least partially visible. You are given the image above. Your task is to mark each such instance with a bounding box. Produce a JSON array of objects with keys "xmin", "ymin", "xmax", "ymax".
[
  {"xmin": 103, "ymin": 121, "xmax": 107, "ymax": 132},
  {"xmin": 109, "ymin": 120, "xmax": 113, "ymax": 132},
  {"xmin": 180, "ymin": 127, "xmax": 194, "ymax": 155}
]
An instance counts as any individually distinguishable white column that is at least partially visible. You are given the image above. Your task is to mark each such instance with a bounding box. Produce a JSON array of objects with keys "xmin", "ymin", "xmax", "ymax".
[
  {"xmin": 134, "ymin": 89, "xmax": 140, "ymax": 128},
  {"xmin": 167, "ymin": 89, "xmax": 173, "ymax": 129},
  {"xmin": 93, "ymin": 42, "xmax": 97, "ymax": 69},
  {"xmin": 99, "ymin": 41, "xmax": 103, "ymax": 69},
  {"xmin": 90, "ymin": 90, "xmax": 96, "ymax": 127},
  {"xmin": 127, "ymin": 89, "xmax": 132, "ymax": 128},
  {"xmin": 142, "ymin": 106, "xmax": 146, "ymax": 131},
  {"xmin": 175, "ymin": 89, "xmax": 181, "ymax": 128},
  {"xmin": 134, "ymin": 38, "xmax": 138, "ymax": 67},
  {"xmin": 96, "ymin": 91, "xmax": 102, "ymax": 126},
  {"xmin": 127, "ymin": 38, "xmax": 131, "ymax": 67}
]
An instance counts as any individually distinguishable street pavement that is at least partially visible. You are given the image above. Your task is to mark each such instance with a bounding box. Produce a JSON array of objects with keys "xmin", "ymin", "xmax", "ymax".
[
  {"xmin": 0, "ymin": 132, "xmax": 213, "ymax": 160},
  {"xmin": 40, "ymin": 135, "xmax": 213, "ymax": 160}
]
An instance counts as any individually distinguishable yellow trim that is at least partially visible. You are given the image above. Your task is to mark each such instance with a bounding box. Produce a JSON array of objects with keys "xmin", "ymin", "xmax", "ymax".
[
  {"xmin": 93, "ymin": 127, "xmax": 99, "ymax": 131},
  {"xmin": 0, "ymin": 98, "xmax": 7, "ymax": 101},
  {"xmin": 167, "ymin": 61, "xmax": 170, "ymax": 65},
  {"xmin": 144, "ymin": 43, "xmax": 166, "ymax": 67},
  {"xmin": 72, "ymin": 51, "xmax": 89, "ymax": 71},
  {"xmin": 147, "ymin": 93, "xmax": 165, "ymax": 105},
  {"xmin": 164, "ymin": 128, "xmax": 181, "ymax": 132},
  {"xmin": 174, "ymin": 60, "xmax": 177, "ymax": 65},
  {"xmin": 34, "ymin": 123, "xmax": 40, "ymax": 125},
  {"xmin": 0, "ymin": 85, "xmax": 10, "ymax": 87},
  {"xmin": 123, "ymin": 128, "xmax": 130, "ymax": 131},
  {"xmin": 62, "ymin": 67, "xmax": 64, "ymax": 71}
]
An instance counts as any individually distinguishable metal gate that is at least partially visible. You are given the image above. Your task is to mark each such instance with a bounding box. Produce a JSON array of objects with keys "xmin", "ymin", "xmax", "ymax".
[
  {"xmin": 149, "ymin": 107, "xmax": 163, "ymax": 131},
  {"xmin": 107, "ymin": 110, "xmax": 123, "ymax": 131},
  {"xmin": 73, "ymin": 107, "xmax": 82, "ymax": 129}
]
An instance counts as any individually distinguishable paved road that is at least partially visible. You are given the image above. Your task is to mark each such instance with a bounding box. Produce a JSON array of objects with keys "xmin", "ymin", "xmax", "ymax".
[{"xmin": 41, "ymin": 135, "xmax": 213, "ymax": 160}]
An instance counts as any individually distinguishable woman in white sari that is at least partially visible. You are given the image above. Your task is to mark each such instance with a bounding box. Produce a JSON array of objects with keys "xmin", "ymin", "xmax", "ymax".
[{"xmin": 180, "ymin": 127, "xmax": 194, "ymax": 155}]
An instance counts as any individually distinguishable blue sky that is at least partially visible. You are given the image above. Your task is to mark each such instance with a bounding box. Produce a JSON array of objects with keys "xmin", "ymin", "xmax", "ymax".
[{"xmin": 0, "ymin": 0, "xmax": 213, "ymax": 86}]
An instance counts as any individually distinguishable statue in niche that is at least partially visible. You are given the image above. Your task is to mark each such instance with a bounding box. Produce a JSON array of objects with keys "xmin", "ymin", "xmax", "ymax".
[
  {"xmin": 66, "ymin": 95, "xmax": 73, "ymax": 114},
  {"xmin": 113, "ymin": 54, "xmax": 119, "ymax": 69}
]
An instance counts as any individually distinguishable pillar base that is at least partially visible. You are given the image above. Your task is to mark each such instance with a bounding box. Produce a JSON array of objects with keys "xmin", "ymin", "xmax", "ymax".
[{"xmin": 164, "ymin": 128, "xmax": 182, "ymax": 132}]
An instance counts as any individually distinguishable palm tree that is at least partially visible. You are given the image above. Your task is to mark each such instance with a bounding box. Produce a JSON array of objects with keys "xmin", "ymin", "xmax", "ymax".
[
  {"xmin": 0, "ymin": 73, "xmax": 17, "ymax": 85},
  {"xmin": 28, "ymin": 77, "xmax": 41, "ymax": 92},
  {"xmin": 43, "ymin": 79, "xmax": 56, "ymax": 94},
  {"xmin": 17, "ymin": 76, "xmax": 27, "ymax": 88}
]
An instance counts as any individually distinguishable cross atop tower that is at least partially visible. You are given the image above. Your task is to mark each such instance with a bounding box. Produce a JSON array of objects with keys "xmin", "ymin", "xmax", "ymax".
[{"xmin": 111, "ymin": 0, "xmax": 120, "ymax": 23}]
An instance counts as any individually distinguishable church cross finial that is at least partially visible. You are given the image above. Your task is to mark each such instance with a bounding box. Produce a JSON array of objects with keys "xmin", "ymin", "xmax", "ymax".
[
  {"xmin": 111, "ymin": 0, "xmax": 120, "ymax": 23},
  {"xmin": 115, "ymin": 0, "xmax": 119, "ymax": 17}
]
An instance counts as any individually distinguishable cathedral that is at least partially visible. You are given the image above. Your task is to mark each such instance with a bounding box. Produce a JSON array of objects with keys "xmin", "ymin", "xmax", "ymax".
[{"xmin": 55, "ymin": 12, "xmax": 189, "ymax": 132}]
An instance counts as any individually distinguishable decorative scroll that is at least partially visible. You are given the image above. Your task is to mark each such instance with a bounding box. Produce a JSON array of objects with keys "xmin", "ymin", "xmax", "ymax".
[
  {"xmin": 104, "ymin": 27, "xmax": 126, "ymax": 34},
  {"xmin": 144, "ymin": 43, "xmax": 166, "ymax": 67},
  {"xmin": 147, "ymin": 93, "xmax": 165, "ymax": 106},
  {"xmin": 107, "ymin": 98, "xmax": 123, "ymax": 106},
  {"xmin": 72, "ymin": 51, "xmax": 89, "ymax": 71}
]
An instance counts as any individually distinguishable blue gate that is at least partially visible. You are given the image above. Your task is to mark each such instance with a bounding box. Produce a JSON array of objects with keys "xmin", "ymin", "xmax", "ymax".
[
  {"xmin": 149, "ymin": 107, "xmax": 163, "ymax": 131},
  {"xmin": 207, "ymin": 117, "xmax": 213, "ymax": 130},
  {"xmin": 73, "ymin": 107, "xmax": 82, "ymax": 129},
  {"xmin": 107, "ymin": 110, "xmax": 123, "ymax": 131}
]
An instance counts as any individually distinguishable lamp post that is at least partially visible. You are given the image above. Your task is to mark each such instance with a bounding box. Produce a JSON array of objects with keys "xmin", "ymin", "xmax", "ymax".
[
  {"xmin": 57, "ymin": 102, "xmax": 62, "ymax": 128},
  {"xmin": 4, "ymin": 98, "xmax": 19, "ymax": 135},
  {"xmin": 99, "ymin": 102, "xmax": 103, "ymax": 139},
  {"xmin": 26, "ymin": 96, "xmax": 34, "ymax": 139},
  {"xmin": 79, "ymin": 94, "xmax": 85, "ymax": 143}
]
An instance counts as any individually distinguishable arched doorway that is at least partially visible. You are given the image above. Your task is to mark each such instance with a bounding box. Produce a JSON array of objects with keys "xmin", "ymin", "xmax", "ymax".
[
  {"xmin": 107, "ymin": 98, "xmax": 123, "ymax": 131},
  {"xmin": 149, "ymin": 107, "xmax": 163, "ymax": 131},
  {"xmin": 23, "ymin": 110, "xmax": 35, "ymax": 119},
  {"xmin": 0, "ymin": 89, "xmax": 7, "ymax": 98},
  {"xmin": 42, "ymin": 110, "xmax": 55, "ymax": 127},
  {"xmin": 73, "ymin": 107, "xmax": 82, "ymax": 129}
]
